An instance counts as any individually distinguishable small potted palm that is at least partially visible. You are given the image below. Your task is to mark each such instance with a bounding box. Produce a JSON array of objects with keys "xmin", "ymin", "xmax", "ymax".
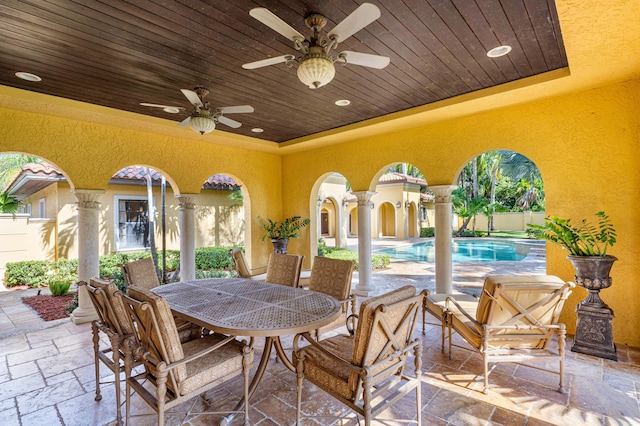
[
  {"xmin": 258, "ymin": 216, "xmax": 310, "ymax": 254},
  {"xmin": 527, "ymin": 211, "xmax": 618, "ymax": 360}
]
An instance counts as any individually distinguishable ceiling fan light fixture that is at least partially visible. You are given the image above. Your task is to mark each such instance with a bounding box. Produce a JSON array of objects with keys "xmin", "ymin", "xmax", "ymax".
[
  {"xmin": 188, "ymin": 114, "xmax": 216, "ymax": 135},
  {"xmin": 297, "ymin": 47, "xmax": 335, "ymax": 89}
]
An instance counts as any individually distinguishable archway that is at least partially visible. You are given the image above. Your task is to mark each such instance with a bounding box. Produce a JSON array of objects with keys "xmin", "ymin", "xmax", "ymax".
[{"xmin": 314, "ymin": 173, "xmax": 352, "ymax": 249}]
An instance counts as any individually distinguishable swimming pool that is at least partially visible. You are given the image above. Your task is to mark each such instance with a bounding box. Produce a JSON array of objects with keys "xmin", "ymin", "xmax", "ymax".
[{"xmin": 380, "ymin": 239, "xmax": 530, "ymax": 262}]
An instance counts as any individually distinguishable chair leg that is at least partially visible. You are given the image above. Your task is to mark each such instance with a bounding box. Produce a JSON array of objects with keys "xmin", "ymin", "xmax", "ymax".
[
  {"xmin": 112, "ymin": 340, "xmax": 123, "ymax": 426},
  {"xmin": 447, "ymin": 313, "xmax": 453, "ymax": 360},
  {"xmin": 483, "ymin": 355, "xmax": 490, "ymax": 394},
  {"xmin": 156, "ymin": 370, "xmax": 168, "ymax": 426},
  {"xmin": 91, "ymin": 324, "xmax": 102, "ymax": 402},
  {"xmin": 558, "ymin": 326, "xmax": 566, "ymax": 393},
  {"xmin": 295, "ymin": 355, "xmax": 304, "ymax": 426}
]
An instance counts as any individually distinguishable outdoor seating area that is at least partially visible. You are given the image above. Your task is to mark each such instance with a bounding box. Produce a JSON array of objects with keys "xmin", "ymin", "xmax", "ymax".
[{"xmin": 1, "ymin": 264, "xmax": 639, "ymax": 425}]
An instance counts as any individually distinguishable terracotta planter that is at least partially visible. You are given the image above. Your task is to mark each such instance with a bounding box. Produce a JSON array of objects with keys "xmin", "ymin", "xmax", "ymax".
[
  {"xmin": 271, "ymin": 238, "xmax": 289, "ymax": 254},
  {"xmin": 567, "ymin": 255, "xmax": 618, "ymax": 360}
]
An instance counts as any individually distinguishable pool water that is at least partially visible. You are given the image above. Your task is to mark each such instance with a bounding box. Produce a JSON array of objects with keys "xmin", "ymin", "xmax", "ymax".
[{"xmin": 380, "ymin": 240, "xmax": 527, "ymax": 262}]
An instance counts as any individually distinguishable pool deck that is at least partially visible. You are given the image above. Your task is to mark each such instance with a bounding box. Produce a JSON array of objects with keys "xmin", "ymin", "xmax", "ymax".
[{"xmin": 343, "ymin": 236, "xmax": 547, "ymax": 297}]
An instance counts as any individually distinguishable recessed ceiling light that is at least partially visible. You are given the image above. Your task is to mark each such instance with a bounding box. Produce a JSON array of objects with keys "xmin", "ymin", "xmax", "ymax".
[
  {"xmin": 487, "ymin": 45, "xmax": 512, "ymax": 58},
  {"xmin": 163, "ymin": 107, "xmax": 180, "ymax": 114},
  {"xmin": 251, "ymin": 128, "xmax": 264, "ymax": 133},
  {"xmin": 15, "ymin": 72, "xmax": 42, "ymax": 82},
  {"xmin": 335, "ymin": 99, "xmax": 351, "ymax": 106}
]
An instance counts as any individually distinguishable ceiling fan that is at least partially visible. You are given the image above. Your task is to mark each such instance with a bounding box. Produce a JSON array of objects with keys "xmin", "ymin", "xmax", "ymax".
[
  {"xmin": 242, "ymin": 3, "xmax": 390, "ymax": 89},
  {"xmin": 140, "ymin": 87, "xmax": 254, "ymax": 135}
]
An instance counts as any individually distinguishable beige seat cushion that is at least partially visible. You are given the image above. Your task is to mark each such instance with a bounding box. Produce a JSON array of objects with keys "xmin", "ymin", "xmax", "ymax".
[
  {"xmin": 296, "ymin": 334, "xmax": 355, "ymax": 400},
  {"xmin": 90, "ymin": 278, "xmax": 134, "ymax": 335},
  {"xmin": 179, "ymin": 334, "xmax": 253, "ymax": 396},
  {"xmin": 425, "ymin": 292, "xmax": 477, "ymax": 321}
]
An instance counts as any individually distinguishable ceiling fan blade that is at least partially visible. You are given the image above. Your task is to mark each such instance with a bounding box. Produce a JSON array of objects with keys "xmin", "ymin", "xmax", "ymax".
[
  {"xmin": 180, "ymin": 89, "xmax": 203, "ymax": 107},
  {"xmin": 140, "ymin": 103, "xmax": 184, "ymax": 113},
  {"xmin": 217, "ymin": 105, "xmax": 254, "ymax": 114},
  {"xmin": 339, "ymin": 51, "xmax": 390, "ymax": 69},
  {"xmin": 250, "ymin": 8, "xmax": 304, "ymax": 41},
  {"xmin": 178, "ymin": 116, "xmax": 191, "ymax": 126},
  {"xmin": 328, "ymin": 3, "xmax": 380, "ymax": 43},
  {"xmin": 217, "ymin": 115, "xmax": 242, "ymax": 129},
  {"xmin": 242, "ymin": 54, "xmax": 295, "ymax": 70}
]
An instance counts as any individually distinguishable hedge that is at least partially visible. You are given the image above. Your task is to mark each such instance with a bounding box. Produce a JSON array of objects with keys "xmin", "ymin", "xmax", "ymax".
[
  {"xmin": 323, "ymin": 248, "xmax": 391, "ymax": 271},
  {"xmin": 4, "ymin": 246, "xmax": 238, "ymax": 288}
]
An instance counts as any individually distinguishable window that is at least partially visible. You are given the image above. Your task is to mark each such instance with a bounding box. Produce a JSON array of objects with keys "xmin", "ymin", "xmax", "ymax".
[
  {"xmin": 115, "ymin": 196, "xmax": 151, "ymax": 251},
  {"xmin": 420, "ymin": 206, "xmax": 428, "ymax": 221},
  {"xmin": 38, "ymin": 198, "xmax": 46, "ymax": 218}
]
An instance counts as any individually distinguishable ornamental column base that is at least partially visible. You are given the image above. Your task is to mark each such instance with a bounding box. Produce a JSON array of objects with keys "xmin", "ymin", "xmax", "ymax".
[{"xmin": 571, "ymin": 302, "xmax": 617, "ymax": 361}]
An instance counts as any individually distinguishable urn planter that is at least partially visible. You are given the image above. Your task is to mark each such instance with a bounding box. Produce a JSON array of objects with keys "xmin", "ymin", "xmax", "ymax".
[
  {"xmin": 271, "ymin": 238, "xmax": 289, "ymax": 254},
  {"xmin": 568, "ymin": 255, "xmax": 618, "ymax": 360}
]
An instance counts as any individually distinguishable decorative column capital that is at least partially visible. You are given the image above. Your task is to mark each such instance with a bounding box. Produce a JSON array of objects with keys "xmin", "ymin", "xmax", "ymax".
[
  {"xmin": 176, "ymin": 194, "xmax": 199, "ymax": 209},
  {"xmin": 72, "ymin": 189, "xmax": 105, "ymax": 209},
  {"xmin": 352, "ymin": 190, "xmax": 376, "ymax": 208},
  {"xmin": 429, "ymin": 185, "xmax": 458, "ymax": 204}
]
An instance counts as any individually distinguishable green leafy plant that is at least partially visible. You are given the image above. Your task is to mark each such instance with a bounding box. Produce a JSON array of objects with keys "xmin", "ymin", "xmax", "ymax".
[
  {"xmin": 49, "ymin": 278, "xmax": 72, "ymax": 296},
  {"xmin": 258, "ymin": 216, "xmax": 310, "ymax": 240},
  {"xmin": 527, "ymin": 211, "xmax": 616, "ymax": 256}
]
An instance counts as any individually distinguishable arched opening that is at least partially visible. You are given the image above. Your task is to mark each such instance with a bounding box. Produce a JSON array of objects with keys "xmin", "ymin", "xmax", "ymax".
[
  {"xmin": 378, "ymin": 201, "xmax": 396, "ymax": 237},
  {"xmin": 453, "ymin": 150, "xmax": 545, "ymax": 238},
  {"xmin": 313, "ymin": 173, "xmax": 352, "ymax": 249}
]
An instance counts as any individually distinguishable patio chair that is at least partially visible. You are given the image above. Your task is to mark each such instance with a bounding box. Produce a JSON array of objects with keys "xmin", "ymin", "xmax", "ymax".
[
  {"xmin": 122, "ymin": 258, "xmax": 202, "ymax": 342},
  {"xmin": 442, "ymin": 275, "xmax": 575, "ymax": 393},
  {"xmin": 265, "ymin": 253, "xmax": 304, "ymax": 287},
  {"xmin": 121, "ymin": 258, "xmax": 160, "ymax": 291},
  {"xmin": 81, "ymin": 278, "xmax": 138, "ymax": 426},
  {"xmin": 121, "ymin": 285, "xmax": 254, "ymax": 426},
  {"xmin": 307, "ymin": 256, "xmax": 356, "ymax": 339},
  {"xmin": 230, "ymin": 247, "xmax": 267, "ymax": 280},
  {"xmin": 293, "ymin": 285, "xmax": 425, "ymax": 426}
]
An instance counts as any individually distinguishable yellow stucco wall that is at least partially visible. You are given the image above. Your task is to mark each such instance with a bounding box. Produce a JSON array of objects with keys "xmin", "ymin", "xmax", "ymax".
[
  {"xmin": 282, "ymin": 79, "xmax": 640, "ymax": 346},
  {"xmin": 1, "ymin": 78, "xmax": 639, "ymax": 345},
  {"xmin": 0, "ymin": 106, "xmax": 283, "ymax": 269}
]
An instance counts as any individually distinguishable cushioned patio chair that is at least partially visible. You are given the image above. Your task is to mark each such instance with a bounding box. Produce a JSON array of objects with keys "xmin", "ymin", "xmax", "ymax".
[
  {"xmin": 82, "ymin": 278, "xmax": 138, "ymax": 426},
  {"xmin": 293, "ymin": 285, "xmax": 425, "ymax": 426},
  {"xmin": 307, "ymin": 256, "xmax": 356, "ymax": 339},
  {"xmin": 121, "ymin": 258, "xmax": 160, "ymax": 291},
  {"xmin": 121, "ymin": 285, "xmax": 254, "ymax": 426},
  {"xmin": 265, "ymin": 253, "xmax": 304, "ymax": 287},
  {"xmin": 440, "ymin": 275, "xmax": 575, "ymax": 394},
  {"xmin": 230, "ymin": 247, "xmax": 267, "ymax": 280},
  {"xmin": 122, "ymin": 258, "xmax": 202, "ymax": 343}
]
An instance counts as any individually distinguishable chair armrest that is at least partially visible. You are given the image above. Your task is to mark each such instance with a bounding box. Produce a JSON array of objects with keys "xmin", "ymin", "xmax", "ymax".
[
  {"xmin": 293, "ymin": 332, "xmax": 364, "ymax": 373},
  {"xmin": 445, "ymin": 296, "xmax": 481, "ymax": 326}
]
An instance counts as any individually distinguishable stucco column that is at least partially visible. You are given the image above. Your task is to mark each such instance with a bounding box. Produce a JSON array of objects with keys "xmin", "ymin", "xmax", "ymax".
[
  {"xmin": 70, "ymin": 189, "xmax": 104, "ymax": 325},
  {"xmin": 177, "ymin": 194, "xmax": 198, "ymax": 281},
  {"xmin": 431, "ymin": 185, "xmax": 457, "ymax": 294},
  {"xmin": 352, "ymin": 191, "xmax": 376, "ymax": 296}
]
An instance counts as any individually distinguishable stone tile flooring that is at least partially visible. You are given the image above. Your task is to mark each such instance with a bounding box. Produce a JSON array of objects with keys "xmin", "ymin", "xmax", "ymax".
[{"xmin": 1, "ymin": 240, "xmax": 638, "ymax": 425}]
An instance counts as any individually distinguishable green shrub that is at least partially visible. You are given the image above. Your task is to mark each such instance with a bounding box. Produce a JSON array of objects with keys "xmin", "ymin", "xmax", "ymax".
[
  {"xmin": 195, "ymin": 246, "xmax": 235, "ymax": 271},
  {"xmin": 420, "ymin": 227, "xmax": 435, "ymax": 238},
  {"xmin": 324, "ymin": 249, "xmax": 390, "ymax": 271},
  {"xmin": 5, "ymin": 260, "xmax": 52, "ymax": 287},
  {"xmin": 195, "ymin": 269, "xmax": 237, "ymax": 279},
  {"xmin": 65, "ymin": 293, "xmax": 78, "ymax": 316}
]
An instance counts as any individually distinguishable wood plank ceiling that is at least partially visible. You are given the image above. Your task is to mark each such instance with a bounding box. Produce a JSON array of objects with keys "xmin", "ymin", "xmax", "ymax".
[{"xmin": 0, "ymin": 1, "xmax": 567, "ymax": 143}]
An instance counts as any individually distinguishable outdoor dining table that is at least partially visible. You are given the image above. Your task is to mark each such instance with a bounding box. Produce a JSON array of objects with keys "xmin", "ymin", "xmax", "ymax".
[{"xmin": 152, "ymin": 277, "xmax": 342, "ymax": 419}]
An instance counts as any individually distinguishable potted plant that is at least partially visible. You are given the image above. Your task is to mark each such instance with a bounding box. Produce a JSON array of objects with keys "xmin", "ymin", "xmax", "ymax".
[
  {"xmin": 527, "ymin": 211, "xmax": 618, "ymax": 360},
  {"xmin": 258, "ymin": 216, "xmax": 310, "ymax": 254}
]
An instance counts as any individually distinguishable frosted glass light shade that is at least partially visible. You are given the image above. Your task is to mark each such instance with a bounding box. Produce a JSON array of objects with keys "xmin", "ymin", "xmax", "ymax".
[{"xmin": 189, "ymin": 115, "xmax": 216, "ymax": 135}]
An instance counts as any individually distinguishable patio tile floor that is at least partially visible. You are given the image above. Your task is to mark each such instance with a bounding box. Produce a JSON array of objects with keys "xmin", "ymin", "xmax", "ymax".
[{"xmin": 1, "ymin": 241, "xmax": 638, "ymax": 425}]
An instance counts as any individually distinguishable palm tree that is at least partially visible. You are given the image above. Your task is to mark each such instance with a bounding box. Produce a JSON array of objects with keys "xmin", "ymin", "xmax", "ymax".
[
  {"xmin": 0, "ymin": 192, "xmax": 19, "ymax": 213},
  {"xmin": 0, "ymin": 154, "xmax": 41, "ymax": 191}
]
